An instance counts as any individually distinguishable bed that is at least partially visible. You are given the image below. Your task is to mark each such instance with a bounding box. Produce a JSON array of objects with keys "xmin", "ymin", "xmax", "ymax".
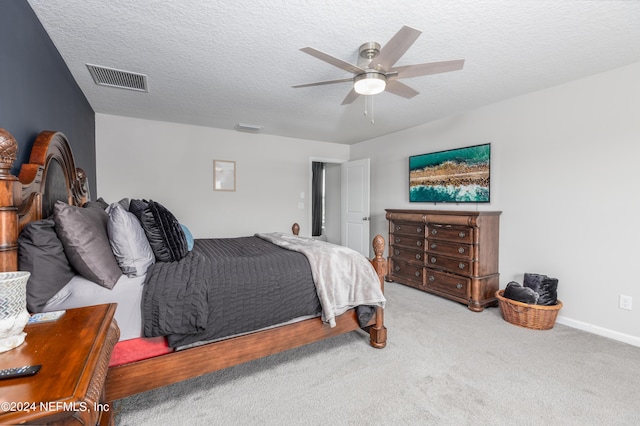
[{"xmin": 0, "ymin": 129, "xmax": 387, "ymax": 404}]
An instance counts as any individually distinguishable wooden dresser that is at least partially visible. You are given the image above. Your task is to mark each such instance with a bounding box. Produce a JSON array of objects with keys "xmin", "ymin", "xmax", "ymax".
[
  {"xmin": 0, "ymin": 304, "xmax": 119, "ymax": 425},
  {"xmin": 385, "ymin": 209, "xmax": 501, "ymax": 311}
]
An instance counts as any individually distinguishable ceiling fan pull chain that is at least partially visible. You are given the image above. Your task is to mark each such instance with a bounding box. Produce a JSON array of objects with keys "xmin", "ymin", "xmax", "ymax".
[{"xmin": 371, "ymin": 95, "xmax": 375, "ymax": 124}]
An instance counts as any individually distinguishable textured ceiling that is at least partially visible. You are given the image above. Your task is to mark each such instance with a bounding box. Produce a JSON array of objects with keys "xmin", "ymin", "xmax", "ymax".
[{"xmin": 27, "ymin": 0, "xmax": 640, "ymax": 144}]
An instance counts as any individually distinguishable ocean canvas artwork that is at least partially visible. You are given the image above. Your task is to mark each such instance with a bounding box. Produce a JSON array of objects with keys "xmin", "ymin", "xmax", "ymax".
[{"xmin": 409, "ymin": 143, "xmax": 490, "ymax": 203}]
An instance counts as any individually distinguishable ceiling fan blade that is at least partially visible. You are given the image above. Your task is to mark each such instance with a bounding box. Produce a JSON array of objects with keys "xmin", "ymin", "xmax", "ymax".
[
  {"xmin": 390, "ymin": 59, "xmax": 465, "ymax": 79},
  {"xmin": 292, "ymin": 78, "xmax": 353, "ymax": 88},
  {"xmin": 385, "ymin": 80, "xmax": 419, "ymax": 99},
  {"xmin": 372, "ymin": 25, "xmax": 422, "ymax": 71},
  {"xmin": 341, "ymin": 88, "xmax": 360, "ymax": 105},
  {"xmin": 300, "ymin": 47, "xmax": 364, "ymax": 74}
]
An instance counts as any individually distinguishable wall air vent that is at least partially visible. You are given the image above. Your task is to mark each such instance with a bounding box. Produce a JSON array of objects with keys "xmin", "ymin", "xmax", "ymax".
[{"xmin": 86, "ymin": 64, "xmax": 148, "ymax": 92}]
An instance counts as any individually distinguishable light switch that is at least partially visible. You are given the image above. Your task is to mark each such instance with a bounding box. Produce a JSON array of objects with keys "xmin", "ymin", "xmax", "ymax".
[
  {"xmin": 300, "ymin": 192, "xmax": 305, "ymax": 199},
  {"xmin": 298, "ymin": 202, "xmax": 305, "ymax": 209}
]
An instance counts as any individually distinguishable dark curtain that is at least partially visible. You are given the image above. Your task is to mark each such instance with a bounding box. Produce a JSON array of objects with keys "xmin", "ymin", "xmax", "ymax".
[{"xmin": 311, "ymin": 162, "xmax": 324, "ymax": 236}]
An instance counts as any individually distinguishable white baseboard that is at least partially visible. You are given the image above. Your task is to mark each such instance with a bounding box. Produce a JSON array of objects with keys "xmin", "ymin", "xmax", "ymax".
[{"xmin": 556, "ymin": 315, "xmax": 640, "ymax": 347}]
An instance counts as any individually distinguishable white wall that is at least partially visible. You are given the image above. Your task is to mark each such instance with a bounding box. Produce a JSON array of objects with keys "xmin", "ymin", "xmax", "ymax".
[
  {"xmin": 96, "ymin": 61, "xmax": 640, "ymax": 346},
  {"xmin": 95, "ymin": 114, "xmax": 349, "ymax": 238},
  {"xmin": 352, "ymin": 61, "xmax": 640, "ymax": 346}
]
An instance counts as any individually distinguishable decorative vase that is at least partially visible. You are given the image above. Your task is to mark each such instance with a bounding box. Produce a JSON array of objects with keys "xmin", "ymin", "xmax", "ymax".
[{"xmin": 0, "ymin": 271, "xmax": 31, "ymax": 353}]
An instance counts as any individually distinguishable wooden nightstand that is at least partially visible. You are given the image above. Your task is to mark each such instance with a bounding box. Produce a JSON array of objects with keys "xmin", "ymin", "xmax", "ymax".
[{"xmin": 0, "ymin": 304, "xmax": 119, "ymax": 425}]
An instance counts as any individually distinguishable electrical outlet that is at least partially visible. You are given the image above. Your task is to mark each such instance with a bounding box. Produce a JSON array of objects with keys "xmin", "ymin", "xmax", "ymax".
[{"xmin": 619, "ymin": 294, "xmax": 633, "ymax": 310}]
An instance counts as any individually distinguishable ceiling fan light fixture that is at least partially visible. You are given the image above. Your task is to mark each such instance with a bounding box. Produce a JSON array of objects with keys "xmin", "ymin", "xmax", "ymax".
[{"xmin": 353, "ymin": 72, "xmax": 387, "ymax": 95}]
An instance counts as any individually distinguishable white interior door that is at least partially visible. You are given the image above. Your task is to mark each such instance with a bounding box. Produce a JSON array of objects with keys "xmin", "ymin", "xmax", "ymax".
[{"xmin": 341, "ymin": 158, "xmax": 370, "ymax": 256}]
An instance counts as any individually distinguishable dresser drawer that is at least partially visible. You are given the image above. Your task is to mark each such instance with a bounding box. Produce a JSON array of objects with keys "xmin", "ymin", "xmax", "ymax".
[
  {"xmin": 389, "ymin": 259, "xmax": 424, "ymax": 286},
  {"xmin": 427, "ymin": 224, "xmax": 473, "ymax": 243},
  {"xmin": 425, "ymin": 268, "xmax": 469, "ymax": 299},
  {"xmin": 390, "ymin": 234, "xmax": 425, "ymax": 250},
  {"xmin": 390, "ymin": 245, "xmax": 425, "ymax": 265},
  {"xmin": 427, "ymin": 254, "xmax": 472, "ymax": 276},
  {"xmin": 390, "ymin": 221, "xmax": 426, "ymax": 237},
  {"xmin": 427, "ymin": 239, "xmax": 473, "ymax": 260}
]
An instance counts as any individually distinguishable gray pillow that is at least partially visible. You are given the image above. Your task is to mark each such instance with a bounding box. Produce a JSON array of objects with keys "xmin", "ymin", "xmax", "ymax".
[
  {"xmin": 83, "ymin": 197, "xmax": 109, "ymax": 210},
  {"xmin": 108, "ymin": 203, "xmax": 155, "ymax": 277},
  {"xmin": 53, "ymin": 201, "xmax": 122, "ymax": 289},
  {"xmin": 18, "ymin": 219, "xmax": 75, "ymax": 312}
]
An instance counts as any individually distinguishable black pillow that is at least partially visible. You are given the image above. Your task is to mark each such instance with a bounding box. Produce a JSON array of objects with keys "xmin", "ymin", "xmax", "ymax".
[
  {"xmin": 523, "ymin": 273, "xmax": 546, "ymax": 293},
  {"xmin": 18, "ymin": 219, "xmax": 76, "ymax": 312},
  {"xmin": 537, "ymin": 277, "xmax": 559, "ymax": 306},
  {"xmin": 503, "ymin": 281, "xmax": 539, "ymax": 304},
  {"xmin": 524, "ymin": 272, "xmax": 559, "ymax": 305},
  {"xmin": 128, "ymin": 198, "xmax": 149, "ymax": 222},
  {"xmin": 139, "ymin": 200, "xmax": 188, "ymax": 262}
]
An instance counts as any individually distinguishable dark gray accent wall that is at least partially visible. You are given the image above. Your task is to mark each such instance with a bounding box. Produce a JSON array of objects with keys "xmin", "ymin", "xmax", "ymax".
[{"xmin": 0, "ymin": 0, "xmax": 96, "ymax": 196}]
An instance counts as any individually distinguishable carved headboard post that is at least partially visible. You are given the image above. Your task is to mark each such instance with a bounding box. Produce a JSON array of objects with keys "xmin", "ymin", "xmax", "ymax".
[
  {"xmin": 18, "ymin": 131, "xmax": 89, "ymax": 219},
  {"xmin": 0, "ymin": 129, "xmax": 90, "ymax": 273},
  {"xmin": 0, "ymin": 129, "xmax": 21, "ymax": 272}
]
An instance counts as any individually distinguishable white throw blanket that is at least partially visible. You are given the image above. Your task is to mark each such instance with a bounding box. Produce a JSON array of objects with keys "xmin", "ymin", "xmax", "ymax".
[{"xmin": 255, "ymin": 232, "xmax": 386, "ymax": 327}]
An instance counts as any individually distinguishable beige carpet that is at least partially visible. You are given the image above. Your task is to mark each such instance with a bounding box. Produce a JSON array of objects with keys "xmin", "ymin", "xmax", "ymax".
[{"xmin": 114, "ymin": 282, "xmax": 640, "ymax": 425}]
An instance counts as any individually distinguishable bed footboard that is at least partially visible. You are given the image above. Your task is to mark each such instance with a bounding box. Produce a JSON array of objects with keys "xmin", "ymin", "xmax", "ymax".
[
  {"xmin": 106, "ymin": 233, "xmax": 388, "ymax": 400},
  {"xmin": 368, "ymin": 234, "xmax": 387, "ymax": 348}
]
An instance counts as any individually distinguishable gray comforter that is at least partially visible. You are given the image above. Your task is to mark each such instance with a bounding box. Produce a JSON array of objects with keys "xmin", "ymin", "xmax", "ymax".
[
  {"xmin": 142, "ymin": 236, "xmax": 322, "ymax": 347},
  {"xmin": 142, "ymin": 235, "xmax": 385, "ymax": 347}
]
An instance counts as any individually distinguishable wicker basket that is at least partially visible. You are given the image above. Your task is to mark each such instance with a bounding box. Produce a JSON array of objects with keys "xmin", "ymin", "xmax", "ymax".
[
  {"xmin": 0, "ymin": 271, "xmax": 31, "ymax": 353},
  {"xmin": 496, "ymin": 289, "xmax": 562, "ymax": 330}
]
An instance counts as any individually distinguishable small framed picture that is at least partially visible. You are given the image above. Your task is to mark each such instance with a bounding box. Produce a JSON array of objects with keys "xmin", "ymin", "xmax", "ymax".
[{"xmin": 213, "ymin": 160, "xmax": 236, "ymax": 191}]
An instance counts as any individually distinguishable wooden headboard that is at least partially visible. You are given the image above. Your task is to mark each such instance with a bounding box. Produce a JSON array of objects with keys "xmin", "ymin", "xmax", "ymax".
[{"xmin": 0, "ymin": 129, "xmax": 88, "ymax": 272}]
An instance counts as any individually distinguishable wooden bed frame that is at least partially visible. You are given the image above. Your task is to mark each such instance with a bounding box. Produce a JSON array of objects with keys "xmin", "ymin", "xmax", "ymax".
[{"xmin": 0, "ymin": 129, "xmax": 387, "ymax": 403}]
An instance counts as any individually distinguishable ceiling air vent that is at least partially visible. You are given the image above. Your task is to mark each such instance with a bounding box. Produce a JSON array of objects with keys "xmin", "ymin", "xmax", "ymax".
[
  {"xmin": 235, "ymin": 123, "xmax": 263, "ymax": 133},
  {"xmin": 86, "ymin": 64, "xmax": 148, "ymax": 92}
]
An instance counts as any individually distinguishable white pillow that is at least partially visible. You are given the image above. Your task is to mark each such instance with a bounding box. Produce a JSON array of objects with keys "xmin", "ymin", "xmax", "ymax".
[{"xmin": 107, "ymin": 203, "xmax": 155, "ymax": 277}]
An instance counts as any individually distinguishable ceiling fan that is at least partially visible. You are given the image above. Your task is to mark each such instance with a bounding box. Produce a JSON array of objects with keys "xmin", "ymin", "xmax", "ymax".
[{"xmin": 292, "ymin": 25, "xmax": 464, "ymax": 105}]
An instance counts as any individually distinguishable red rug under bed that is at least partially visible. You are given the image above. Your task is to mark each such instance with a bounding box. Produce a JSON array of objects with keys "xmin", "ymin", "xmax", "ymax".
[{"xmin": 108, "ymin": 336, "xmax": 173, "ymax": 367}]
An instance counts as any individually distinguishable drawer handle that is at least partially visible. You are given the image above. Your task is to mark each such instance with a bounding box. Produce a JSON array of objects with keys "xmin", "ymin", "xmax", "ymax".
[
  {"xmin": 459, "ymin": 231, "xmax": 466, "ymax": 238},
  {"xmin": 456, "ymin": 283, "xmax": 463, "ymax": 289},
  {"xmin": 430, "ymin": 257, "xmax": 437, "ymax": 263},
  {"xmin": 395, "ymin": 265, "xmax": 400, "ymax": 271},
  {"xmin": 431, "ymin": 229, "xmax": 438, "ymax": 235},
  {"xmin": 396, "ymin": 237, "xmax": 401, "ymax": 243},
  {"xmin": 415, "ymin": 253, "xmax": 421, "ymax": 260},
  {"xmin": 458, "ymin": 263, "xmax": 466, "ymax": 270},
  {"xmin": 429, "ymin": 275, "xmax": 435, "ymax": 282},
  {"xmin": 416, "ymin": 240, "xmax": 422, "ymax": 247},
  {"xmin": 458, "ymin": 247, "xmax": 465, "ymax": 254},
  {"xmin": 415, "ymin": 271, "xmax": 421, "ymax": 277},
  {"xmin": 395, "ymin": 249, "xmax": 400, "ymax": 255},
  {"xmin": 430, "ymin": 243, "xmax": 437, "ymax": 249},
  {"xmin": 417, "ymin": 227, "xmax": 423, "ymax": 233},
  {"xmin": 396, "ymin": 225, "xmax": 402, "ymax": 231}
]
